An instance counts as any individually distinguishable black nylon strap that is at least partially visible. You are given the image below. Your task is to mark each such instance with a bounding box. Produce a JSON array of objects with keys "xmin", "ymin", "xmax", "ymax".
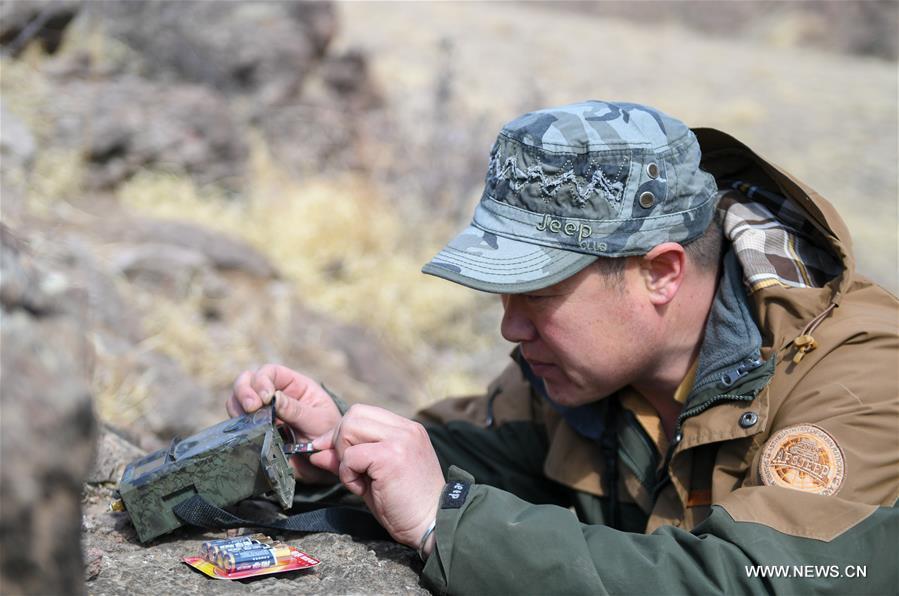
[{"xmin": 173, "ymin": 494, "xmax": 389, "ymax": 540}]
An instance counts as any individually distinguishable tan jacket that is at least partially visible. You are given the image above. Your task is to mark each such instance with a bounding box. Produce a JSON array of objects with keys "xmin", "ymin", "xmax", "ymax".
[{"xmin": 419, "ymin": 128, "xmax": 898, "ymax": 581}]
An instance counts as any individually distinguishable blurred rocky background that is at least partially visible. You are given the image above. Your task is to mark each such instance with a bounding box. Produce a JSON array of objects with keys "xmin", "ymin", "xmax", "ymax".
[{"xmin": 0, "ymin": 1, "xmax": 896, "ymax": 594}]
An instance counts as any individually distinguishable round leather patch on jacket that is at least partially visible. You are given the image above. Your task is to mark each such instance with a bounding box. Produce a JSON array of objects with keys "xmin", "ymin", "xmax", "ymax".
[{"xmin": 760, "ymin": 424, "xmax": 845, "ymax": 496}]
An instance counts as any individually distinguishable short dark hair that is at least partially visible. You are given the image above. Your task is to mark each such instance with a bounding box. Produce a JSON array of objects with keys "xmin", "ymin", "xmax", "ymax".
[{"xmin": 595, "ymin": 218, "xmax": 724, "ymax": 282}]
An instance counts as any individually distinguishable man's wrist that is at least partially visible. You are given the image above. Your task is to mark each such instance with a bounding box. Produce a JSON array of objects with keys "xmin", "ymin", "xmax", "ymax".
[
  {"xmin": 417, "ymin": 518, "xmax": 437, "ymax": 561},
  {"xmin": 320, "ymin": 382, "xmax": 350, "ymax": 415}
]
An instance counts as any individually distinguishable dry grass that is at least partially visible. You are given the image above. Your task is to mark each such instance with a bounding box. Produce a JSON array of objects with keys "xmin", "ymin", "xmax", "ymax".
[
  {"xmin": 113, "ymin": 137, "xmax": 498, "ymax": 408},
  {"xmin": 117, "ymin": 137, "xmax": 488, "ymax": 354},
  {"xmin": 91, "ymin": 333, "xmax": 154, "ymax": 428},
  {"xmin": 0, "ymin": 50, "xmax": 52, "ymax": 136},
  {"xmin": 1, "ymin": 49, "xmax": 87, "ymax": 219}
]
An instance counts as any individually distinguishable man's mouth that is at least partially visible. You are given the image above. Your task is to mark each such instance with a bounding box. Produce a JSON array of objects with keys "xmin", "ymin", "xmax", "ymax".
[{"xmin": 523, "ymin": 354, "xmax": 558, "ymax": 376}]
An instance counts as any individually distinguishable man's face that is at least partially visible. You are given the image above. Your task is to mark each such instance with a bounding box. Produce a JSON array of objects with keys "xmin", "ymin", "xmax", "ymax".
[{"xmin": 500, "ymin": 262, "xmax": 657, "ymax": 407}]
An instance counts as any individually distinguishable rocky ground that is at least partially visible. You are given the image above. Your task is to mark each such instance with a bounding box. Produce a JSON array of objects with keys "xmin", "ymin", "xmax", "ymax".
[
  {"xmin": 79, "ymin": 428, "xmax": 426, "ymax": 595},
  {"xmin": 1, "ymin": 1, "xmax": 896, "ymax": 594},
  {"xmin": 83, "ymin": 481, "xmax": 424, "ymax": 596}
]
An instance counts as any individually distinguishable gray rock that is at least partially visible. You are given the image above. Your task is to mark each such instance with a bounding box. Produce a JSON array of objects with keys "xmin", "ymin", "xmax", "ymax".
[
  {"xmin": 48, "ymin": 77, "xmax": 248, "ymax": 189},
  {"xmin": 82, "ymin": 487, "xmax": 427, "ymax": 595},
  {"xmin": 319, "ymin": 49, "xmax": 383, "ymax": 109},
  {"xmin": 87, "ymin": 425, "xmax": 146, "ymax": 484},
  {"xmin": 96, "ymin": 1, "xmax": 337, "ymax": 106},
  {"xmin": 111, "ymin": 242, "xmax": 211, "ymax": 297},
  {"xmin": 0, "ymin": 224, "xmax": 78, "ymax": 316},
  {"xmin": 136, "ymin": 350, "xmax": 218, "ymax": 442},
  {"xmin": 284, "ymin": 304, "xmax": 422, "ymax": 416},
  {"xmin": 256, "ymin": 48, "xmax": 383, "ymax": 176},
  {"xmin": 0, "ymin": 224, "xmax": 97, "ymax": 596},
  {"xmin": 84, "ymin": 546, "xmax": 104, "ymax": 582},
  {"xmin": 0, "ymin": 101, "xmax": 36, "ymax": 171},
  {"xmin": 35, "ymin": 231, "xmax": 145, "ymax": 342},
  {"xmin": 98, "ymin": 217, "xmax": 278, "ymax": 279},
  {"xmin": 80, "ymin": 426, "xmax": 428, "ymax": 594},
  {"xmin": 0, "ymin": 0, "xmax": 80, "ymax": 56}
]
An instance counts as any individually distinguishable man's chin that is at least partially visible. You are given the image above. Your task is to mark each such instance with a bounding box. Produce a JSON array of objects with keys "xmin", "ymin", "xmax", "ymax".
[{"xmin": 543, "ymin": 378, "xmax": 597, "ymax": 408}]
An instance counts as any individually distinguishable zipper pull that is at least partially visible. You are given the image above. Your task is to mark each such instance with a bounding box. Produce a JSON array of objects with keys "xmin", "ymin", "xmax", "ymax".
[{"xmin": 792, "ymin": 334, "xmax": 818, "ymax": 364}]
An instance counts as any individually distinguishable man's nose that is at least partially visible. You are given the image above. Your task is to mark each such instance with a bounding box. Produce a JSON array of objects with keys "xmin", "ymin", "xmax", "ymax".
[{"xmin": 500, "ymin": 295, "xmax": 537, "ymax": 343}]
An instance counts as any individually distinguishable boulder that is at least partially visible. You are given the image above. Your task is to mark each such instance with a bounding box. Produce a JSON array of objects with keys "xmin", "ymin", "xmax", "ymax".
[
  {"xmin": 78, "ymin": 376, "xmax": 428, "ymax": 595},
  {"xmin": 284, "ymin": 304, "xmax": 423, "ymax": 416},
  {"xmin": 0, "ymin": 0, "xmax": 80, "ymax": 56},
  {"xmin": 97, "ymin": 217, "xmax": 278, "ymax": 279},
  {"xmin": 34, "ymin": 231, "xmax": 145, "ymax": 343},
  {"xmin": 97, "ymin": 1, "xmax": 338, "ymax": 106},
  {"xmin": 0, "ymin": 224, "xmax": 75, "ymax": 316},
  {"xmin": 257, "ymin": 48, "xmax": 383, "ymax": 175},
  {"xmin": 0, "ymin": 223, "xmax": 97, "ymax": 596},
  {"xmin": 81, "ymin": 496, "xmax": 427, "ymax": 594},
  {"xmin": 111, "ymin": 242, "xmax": 211, "ymax": 297},
  {"xmin": 135, "ymin": 350, "xmax": 218, "ymax": 443},
  {"xmin": 87, "ymin": 425, "xmax": 146, "ymax": 485},
  {"xmin": 48, "ymin": 77, "xmax": 248, "ymax": 189}
]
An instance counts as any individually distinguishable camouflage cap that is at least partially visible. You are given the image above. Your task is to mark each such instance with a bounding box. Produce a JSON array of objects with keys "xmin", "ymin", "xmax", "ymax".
[{"xmin": 422, "ymin": 100, "xmax": 719, "ymax": 293}]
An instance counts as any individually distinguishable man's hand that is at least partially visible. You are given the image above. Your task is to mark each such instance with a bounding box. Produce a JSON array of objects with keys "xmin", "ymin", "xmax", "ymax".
[
  {"xmin": 310, "ymin": 405, "xmax": 445, "ymax": 551},
  {"xmin": 228, "ymin": 364, "xmax": 341, "ymax": 484}
]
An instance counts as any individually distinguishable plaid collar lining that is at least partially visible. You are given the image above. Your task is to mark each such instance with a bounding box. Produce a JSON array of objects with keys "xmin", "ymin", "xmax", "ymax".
[{"xmin": 719, "ymin": 182, "xmax": 843, "ymax": 292}]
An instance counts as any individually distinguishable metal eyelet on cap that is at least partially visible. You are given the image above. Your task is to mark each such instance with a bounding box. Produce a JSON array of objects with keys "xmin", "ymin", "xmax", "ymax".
[
  {"xmin": 646, "ymin": 162, "xmax": 659, "ymax": 179},
  {"xmin": 739, "ymin": 412, "xmax": 759, "ymax": 428},
  {"xmin": 639, "ymin": 191, "xmax": 655, "ymax": 208}
]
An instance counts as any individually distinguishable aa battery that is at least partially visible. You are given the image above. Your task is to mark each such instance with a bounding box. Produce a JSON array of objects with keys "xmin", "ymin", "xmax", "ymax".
[
  {"xmin": 201, "ymin": 536, "xmax": 254, "ymax": 558},
  {"xmin": 218, "ymin": 545, "xmax": 294, "ymax": 572},
  {"xmin": 200, "ymin": 534, "xmax": 273, "ymax": 561},
  {"xmin": 202, "ymin": 533, "xmax": 271, "ymax": 548}
]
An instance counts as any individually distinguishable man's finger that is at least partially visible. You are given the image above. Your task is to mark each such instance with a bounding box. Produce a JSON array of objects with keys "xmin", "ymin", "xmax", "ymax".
[
  {"xmin": 233, "ymin": 370, "xmax": 263, "ymax": 412},
  {"xmin": 250, "ymin": 367, "xmax": 277, "ymax": 405},
  {"xmin": 342, "ymin": 404, "xmax": 409, "ymax": 426},
  {"xmin": 254, "ymin": 363, "xmax": 310, "ymax": 402},
  {"xmin": 327, "ymin": 405, "xmax": 405, "ymax": 451},
  {"xmin": 268, "ymin": 364, "xmax": 306, "ymax": 395},
  {"xmin": 338, "ymin": 443, "xmax": 380, "ymax": 497},
  {"xmin": 225, "ymin": 394, "xmax": 244, "ymax": 418},
  {"xmin": 338, "ymin": 461, "xmax": 367, "ymax": 497},
  {"xmin": 273, "ymin": 391, "xmax": 305, "ymax": 428},
  {"xmin": 308, "ymin": 449, "xmax": 340, "ymax": 475},
  {"xmin": 311, "ymin": 430, "xmax": 334, "ymax": 452},
  {"xmin": 232, "ymin": 369, "xmax": 252, "ymax": 395}
]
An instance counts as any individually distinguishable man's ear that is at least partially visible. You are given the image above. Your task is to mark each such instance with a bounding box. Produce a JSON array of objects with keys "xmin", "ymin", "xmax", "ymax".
[{"xmin": 638, "ymin": 243, "xmax": 686, "ymax": 306}]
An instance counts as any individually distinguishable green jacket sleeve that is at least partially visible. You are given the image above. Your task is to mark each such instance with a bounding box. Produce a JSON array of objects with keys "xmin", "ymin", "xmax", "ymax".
[
  {"xmin": 426, "ymin": 420, "xmax": 568, "ymax": 507},
  {"xmin": 422, "ymin": 468, "xmax": 898, "ymax": 595}
]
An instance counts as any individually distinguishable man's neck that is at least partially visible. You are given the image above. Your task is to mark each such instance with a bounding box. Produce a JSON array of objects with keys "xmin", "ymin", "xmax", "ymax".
[{"xmin": 632, "ymin": 270, "xmax": 719, "ymax": 438}]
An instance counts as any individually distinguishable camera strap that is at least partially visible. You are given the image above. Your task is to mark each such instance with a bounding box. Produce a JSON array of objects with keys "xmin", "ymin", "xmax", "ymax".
[{"xmin": 173, "ymin": 494, "xmax": 390, "ymax": 540}]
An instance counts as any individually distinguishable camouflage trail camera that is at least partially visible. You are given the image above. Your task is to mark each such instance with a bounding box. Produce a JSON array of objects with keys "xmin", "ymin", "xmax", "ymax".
[{"xmin": 116, "ymin": 403, "xmax": 296, "ymax": 543}]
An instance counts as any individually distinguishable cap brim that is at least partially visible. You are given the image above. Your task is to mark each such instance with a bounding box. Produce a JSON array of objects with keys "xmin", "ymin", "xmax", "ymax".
[{"xmin": 421, "ymin": 224, "xmax": 597, "ymax": 293}]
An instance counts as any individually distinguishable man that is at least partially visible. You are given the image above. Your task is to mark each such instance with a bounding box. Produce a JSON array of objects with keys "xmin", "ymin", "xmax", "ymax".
[{"xmin": 228, "ymin": 101, "xmax": 898, "ymax": 593}]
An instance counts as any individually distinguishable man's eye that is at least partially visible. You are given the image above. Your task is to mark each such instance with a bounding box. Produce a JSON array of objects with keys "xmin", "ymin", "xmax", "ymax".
[{"xmin": 525, "ymin": 294, "xmax": 551, "ymax": 303}]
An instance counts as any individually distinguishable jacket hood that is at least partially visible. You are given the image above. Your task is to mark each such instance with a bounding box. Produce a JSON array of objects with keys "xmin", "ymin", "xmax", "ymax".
[{"xmin": 694, "ymin": 128, "xmax": 856, "ymax": 346}]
